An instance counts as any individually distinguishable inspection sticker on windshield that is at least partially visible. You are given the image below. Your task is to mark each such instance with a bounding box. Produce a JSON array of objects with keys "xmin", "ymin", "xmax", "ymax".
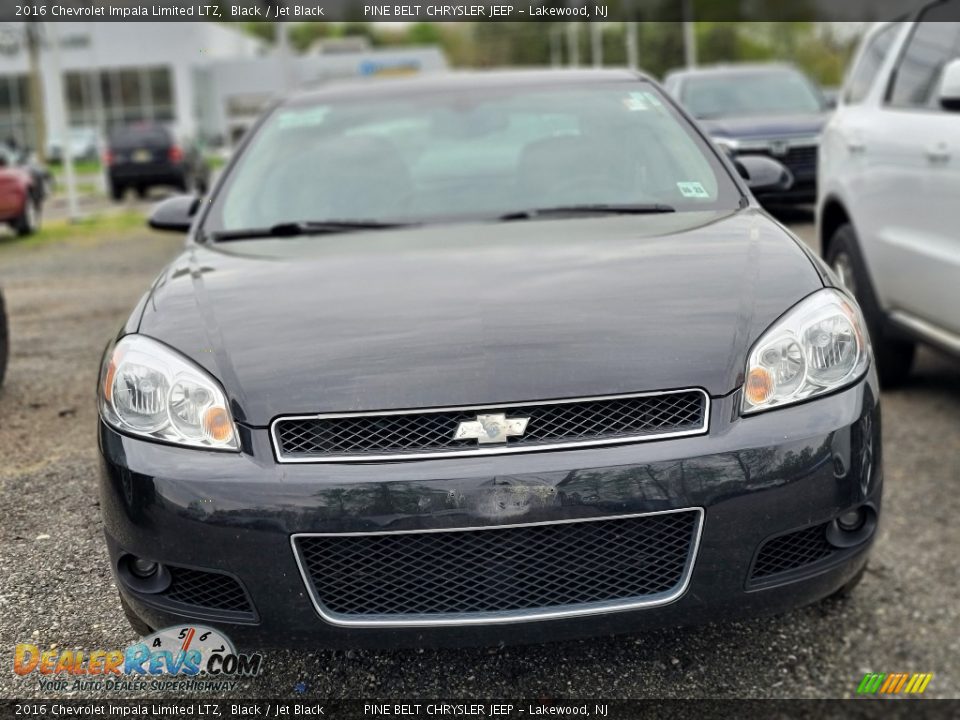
[
  {"xmin": 677, "ymin": 181, "xmax": 710, "ymax": 199},
  {"xmin": 277, "ymin": 107, "xmax": 329, "ymax": 129},
  {"xmin": 622, "ymin": 92, "xmax": 650, "ymax": 111}
]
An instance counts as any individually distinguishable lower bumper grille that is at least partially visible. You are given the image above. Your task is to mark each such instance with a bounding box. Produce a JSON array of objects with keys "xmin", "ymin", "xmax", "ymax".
[
  {"xmin": 293, "ymin": 509, "xmax": 703, "ymax": 626},
  {"xmin": 163, "ymin": 567, "xmax": 253, "ymax": 613},
  {"xmin": 749, "ymin": 522, "xmax": 835, "ymax": 581}
]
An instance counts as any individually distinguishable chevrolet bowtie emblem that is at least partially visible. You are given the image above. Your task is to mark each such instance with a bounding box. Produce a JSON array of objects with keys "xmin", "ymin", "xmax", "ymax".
[{"xmin": 454, "ymin": 413, "xmax": 530, "ymax": 444}]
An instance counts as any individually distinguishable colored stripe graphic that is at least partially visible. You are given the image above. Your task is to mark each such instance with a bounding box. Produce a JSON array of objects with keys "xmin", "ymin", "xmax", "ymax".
[
  {"xmin": 857, "ymin": 673, "xmax": 885, "ymax": 694},
  {"xmin": 858, "ymin": 672, "xmax": 933, "ymax": 695}
]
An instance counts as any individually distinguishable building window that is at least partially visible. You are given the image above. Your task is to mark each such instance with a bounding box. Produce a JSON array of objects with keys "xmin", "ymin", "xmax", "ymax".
[
  {"xmin": 0, "ymin": 74, "xmax": 34, "ymax": 149},
  {"xmin": 64, "ymin": 65, "xmax": 175, "ymax": 131}
]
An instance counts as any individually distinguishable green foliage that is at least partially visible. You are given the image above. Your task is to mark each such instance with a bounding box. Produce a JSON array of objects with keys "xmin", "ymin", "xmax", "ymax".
[
  {"xmin": 49, "ymin": 159, "xmax": 102, "ymax": 176},
  {"xmin": 0, "ymin": 211, "xmax": 152, "ymax": 249}
]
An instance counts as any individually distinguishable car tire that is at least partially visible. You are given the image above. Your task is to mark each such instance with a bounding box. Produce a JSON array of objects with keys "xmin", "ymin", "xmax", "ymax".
[
  {"xmin": 13, "ymin": 196, "xmax": 39, "ymax": 237},
  {"xmin": 110, "ymin": 183, "xmax": 125, "ymax": 202},
  {"xmin": 136, "ymin": 186, "xmax": 149, "ymax": 200},
  {"xmin": 118, "ymin": 593, "xmax": 153, "ymax": 637},
  {"xmin": 0, "ymin": 290, "xmax": 8, "ymax": 387},
  {"xmin": 825, "ymin": 224, "xmax": 915, "ymax": 386}
]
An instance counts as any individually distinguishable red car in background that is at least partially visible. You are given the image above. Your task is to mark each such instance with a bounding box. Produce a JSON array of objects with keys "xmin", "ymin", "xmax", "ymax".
[{"xmin": 0, "ymin": 145, "xmax": 42, "ymax": 236}]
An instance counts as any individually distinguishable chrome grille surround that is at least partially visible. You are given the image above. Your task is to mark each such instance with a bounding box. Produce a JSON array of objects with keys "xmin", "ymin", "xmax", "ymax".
[
  {"xmin": 292, "ymin": 508, "xmax": 705, "ymax": 627},
  {"xmin": 271, "ymin": 388, "xmax": 709, "ymax": 463}
]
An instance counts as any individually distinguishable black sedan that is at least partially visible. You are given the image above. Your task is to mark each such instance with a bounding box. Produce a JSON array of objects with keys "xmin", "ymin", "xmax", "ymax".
[
  {"xmin": 664, "ymin": 64, "xmax": 830, "ymax": 204},
  {"xmin": 97, "ymin": 71, "xmax": 881, "ymax": 648}
]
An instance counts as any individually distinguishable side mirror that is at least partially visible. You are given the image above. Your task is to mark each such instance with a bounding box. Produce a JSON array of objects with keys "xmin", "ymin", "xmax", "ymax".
[
  {"xmin": 148, "ymin": 195, "xmax": 200, "ymax": 233},
  {"xmin": 735, "ymin": 155, "xmax": 794, "ymax": 194},
  {"xmin": 938, "ymin": 58, "xmax": 960, "ymax": 111}
]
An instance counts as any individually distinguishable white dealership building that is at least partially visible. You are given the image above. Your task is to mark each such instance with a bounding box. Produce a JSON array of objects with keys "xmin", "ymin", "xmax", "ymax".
[{"xmin": 0, "ymin": 21, "xmax": 447, "ymax": 150}]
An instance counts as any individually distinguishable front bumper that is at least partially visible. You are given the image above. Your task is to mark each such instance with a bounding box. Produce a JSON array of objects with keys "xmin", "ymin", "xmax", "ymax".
[
  {"xmin": 108, "ymin": 163, "xmax": 184, "ymax": 186},
  {"xmin": 99, "ymin": 373, "xmax": 881, "ymax": 649}
]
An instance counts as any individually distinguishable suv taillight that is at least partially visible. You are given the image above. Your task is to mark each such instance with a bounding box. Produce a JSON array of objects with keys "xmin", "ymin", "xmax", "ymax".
[
  {"xmin": 168, "ymin": 145, "xmax": 183, "ymax": 163},
  {"xmin": 103, "ymin": 150, "xmax": 114, "ymax": 166}
]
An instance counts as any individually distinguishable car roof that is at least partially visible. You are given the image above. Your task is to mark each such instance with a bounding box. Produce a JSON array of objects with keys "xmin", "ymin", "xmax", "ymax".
[
  {"xmin": 283, "ymin": 69, "xmax": 654, "ymax": 106},
  {"xmin": 666, "ymin": 63, "xmax": 802, "ymax": 81}
]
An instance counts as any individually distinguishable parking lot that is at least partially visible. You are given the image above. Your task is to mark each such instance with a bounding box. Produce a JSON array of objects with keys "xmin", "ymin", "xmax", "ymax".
[{"xmin": 0, "ymin": 214, "xmax": 958, "ymax": 699}]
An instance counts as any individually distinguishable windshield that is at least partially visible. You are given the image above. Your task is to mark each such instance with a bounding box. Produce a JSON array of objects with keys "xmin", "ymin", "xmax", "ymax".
[
  {"xmin": 203, "ymin": 80, "xmax": 741, "ymax": 234},
  {"xmin": 681, "ymin": 71, "xmax": 824, "ymax": 119}
]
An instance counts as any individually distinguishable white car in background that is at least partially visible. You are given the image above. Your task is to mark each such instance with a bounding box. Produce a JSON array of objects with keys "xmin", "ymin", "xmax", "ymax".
[
  {"xmin": 46, "ymin": 126, "xmax": 100, "ymax": 164},
  {"xmin": 818, "ymin": 7, "xmax": 960, "ymax": 384}
]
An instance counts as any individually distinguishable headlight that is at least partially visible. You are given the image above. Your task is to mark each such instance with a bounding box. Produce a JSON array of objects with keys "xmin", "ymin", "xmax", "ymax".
[
  {"xmin": 99, "ymin": 334, "xmax": 239, "ymax": 450},
  {"xmin": 742, "ymin": 289, "xmax": 870, "ymax": 414}
]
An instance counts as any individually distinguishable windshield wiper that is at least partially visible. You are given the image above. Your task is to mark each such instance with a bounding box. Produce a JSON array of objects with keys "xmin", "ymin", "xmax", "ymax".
[
  {"xmin": 497, "ymin": 203, "xmax": 676, "ymax": 221},
  {"xmin": 210, "ymin": 220, "xmax": 414, "ymax": 242}
]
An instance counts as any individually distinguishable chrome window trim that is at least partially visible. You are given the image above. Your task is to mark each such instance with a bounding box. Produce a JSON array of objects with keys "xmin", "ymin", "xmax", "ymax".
[
  {"xmin": 270, "ymin": 388, "xmax": 711, "ymax": 464},
  {"xmin": 291, "ymin": 507, "xmax": 705, "ymax": 628}
]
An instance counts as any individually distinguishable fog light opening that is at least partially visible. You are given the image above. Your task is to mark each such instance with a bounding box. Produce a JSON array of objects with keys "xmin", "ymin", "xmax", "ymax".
[
  {"xmin": 837, "ymin": 509, "xmax": 866, "ymax": 532},
  {"xmin": 130, "ymin": 558, "xmax": 158, "ymax": 578},
  {"xmin": 118, "ymin": 554, "xmax": 172, "ymax": 594},
  {"xmin": 825, "ymin": 504, "xmax": 877, "ymax": 549}
]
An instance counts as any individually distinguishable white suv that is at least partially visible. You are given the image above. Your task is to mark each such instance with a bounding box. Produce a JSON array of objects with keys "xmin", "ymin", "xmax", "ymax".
[{"xmin": 818, "ymin": 7, "xmax": 960, "ymax": 385}]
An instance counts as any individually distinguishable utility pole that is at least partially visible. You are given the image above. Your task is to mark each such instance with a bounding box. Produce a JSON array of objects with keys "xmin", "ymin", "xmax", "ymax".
[
  {"xmin": 23, "ymin": 24, "xmax": 46, "ymax": 161},
  {"xmin": 591, "ymin": 23, "xmax": 603, "ymax": 68},
  {"xmin": 625, "ymin": 22, "xmax": 639, "ymax": 70},
  {"xmin": 277, "ymin": 20, "xmax": 293, "ymax": 92},
  {"xmin": 550, "ymin": 26, "xmax": 562, "ymax": 68},
  {"xmin": 47, "ymin": 23, "xmax": 79, "ymax": 221},
  {"xmin": 623, "ymin": 0, "xmax": 638, "ymax": 70},
  {"xmin": 263, "ymin": 0, "xmax": 294, "ymax": 91},
  {"xmin": 683, "ymin": 0, "xmax": 697, "ymax": 68},
  {"xmin": 89, "ymin": 22, "xmax": 107, "ymax": 193},
  {"xmin": 567, "ymin": 23, "xmax": 580, "ymax": 67}
]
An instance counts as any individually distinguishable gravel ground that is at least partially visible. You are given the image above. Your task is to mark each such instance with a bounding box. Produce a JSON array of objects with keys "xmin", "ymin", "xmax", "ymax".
[{"xmin": 0, "ymin": 218, "xmax": 958, "ymax": 700}]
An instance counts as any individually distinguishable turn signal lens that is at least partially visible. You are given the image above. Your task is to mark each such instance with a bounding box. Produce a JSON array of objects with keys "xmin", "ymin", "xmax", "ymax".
[
  {"xmin": 745, "ymin": 367, "xmax": 774, "ymax": 406},
  {"xmin": 203, "ymin": 406, "xmax": 233, "ymax": 444},
  {"xmin": 102, "ymin": 357, "xmax": 118, "ymax": 403},
  {"xmin": 742, "ymin": 289, "xmax": 871, "ymax": 414},
  {"xmin": 98, "ymin": 335, "xmax": 238, "ymax": 450}
]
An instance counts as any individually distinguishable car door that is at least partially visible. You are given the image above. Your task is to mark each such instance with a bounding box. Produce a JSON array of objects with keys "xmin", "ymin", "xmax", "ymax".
[{"xmin": 863, "ymin": 9, "xmax": 960, "ymax": 337}]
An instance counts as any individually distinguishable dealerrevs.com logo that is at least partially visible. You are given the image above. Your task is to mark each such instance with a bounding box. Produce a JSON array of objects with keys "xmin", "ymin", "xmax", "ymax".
[{"xmin": 14, "ymin": 625, "xmax": 263, "ymax": 693}]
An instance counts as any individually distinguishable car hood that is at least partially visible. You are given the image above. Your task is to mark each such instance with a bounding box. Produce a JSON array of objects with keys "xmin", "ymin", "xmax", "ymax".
[
  {"xmin": 699, "ymin": 114, "xmax": 826, "ymax": 140},
  {"xmin": 137, "ymin": 210, "xmax": 823, "ymax": 426}
]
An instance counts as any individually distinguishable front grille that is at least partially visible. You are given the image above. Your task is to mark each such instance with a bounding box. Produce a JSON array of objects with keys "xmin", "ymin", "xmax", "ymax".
[
  {"xmin": 750, "ymin": 523, "xmax": 835, "ymax": 581},
  {"xmin": 162, "ymin": 567, "xmax": 253, "ymax": 614},
  {"xmin": 756, "ymin": 145, "xmax": 817, "ymax": 176},
  {"xmin": 294, "ymin": 510, "xmax": 702, "ymax": 625},
  {"xmin": 273, "ymin": 389, "xmax": 707, "ymax": 462}
]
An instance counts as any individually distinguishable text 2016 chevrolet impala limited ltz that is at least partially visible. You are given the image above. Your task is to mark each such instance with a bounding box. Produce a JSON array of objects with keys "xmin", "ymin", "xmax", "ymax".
[{"xmin": 97, "ymin": 71, "xmax": 881, "ymax": 647}]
